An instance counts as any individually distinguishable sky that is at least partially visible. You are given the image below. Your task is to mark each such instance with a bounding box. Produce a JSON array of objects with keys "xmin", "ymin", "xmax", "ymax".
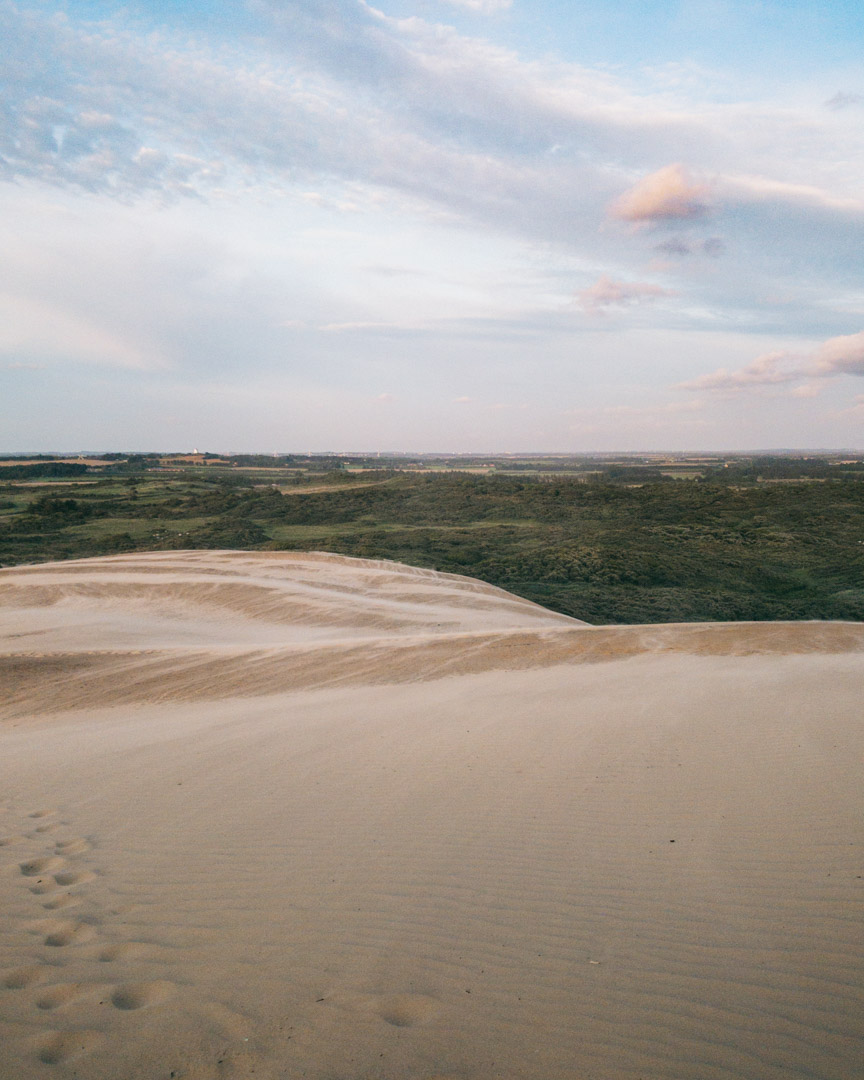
[{"xmin": 2, "ymin": 0, "xmax": 863, "ymax": 452}]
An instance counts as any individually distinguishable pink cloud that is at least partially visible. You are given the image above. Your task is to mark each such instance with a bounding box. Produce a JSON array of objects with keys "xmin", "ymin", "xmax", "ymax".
[
  {"xmin": 611, "ymin": 164, "xmax": 710, "ymax": 223},
  {"xmin": 679, "ymin": 331, "xmax": 864, "ymax": 395},
  {"xmin": 578, "ymin": 274, "xmax": 674, "ymax": 314},
  {"xmin": 679, "ymin": 351, "xmax": 797, "ymax": 393},
  {"xmin": 810, "ymin": 331, "xmax": 864, "ymax": 376}
]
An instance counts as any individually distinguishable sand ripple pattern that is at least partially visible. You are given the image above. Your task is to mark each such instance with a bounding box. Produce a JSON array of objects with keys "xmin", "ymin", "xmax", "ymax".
[{"xmin": 1, "ymin": 551, "xmax": 863, "ymax": 1079}]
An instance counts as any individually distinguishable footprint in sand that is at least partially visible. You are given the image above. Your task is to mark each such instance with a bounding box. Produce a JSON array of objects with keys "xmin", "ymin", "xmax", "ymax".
[
  {"xmin": 35, "ymin": 1030, "xmax": 104, "ymax": 1065},
  {"xmin": 98, "ymin": 942, "xmax": 151, "ymax": 962},
  {"xmin": 30, "ymin": 881, "xmax": 62, "ymax": 896},
  {"xmin": 54, "ymin": 837, "xmax": 92, "ymax": 856},
  {"xmin": 43, "ymin": 893, "xmax": 82, "ymax": 911},
  {"xmin": 35, "ymin": 983, "xmax": 86, "ymax": 1011},
  {"xmin": 33, "ymin": 919, "xmax": 98, "ymax": 948},
  {"xmin": 411, "ymin": 1075, "xmax": 463, "ymax": 1080},
  {"xmin": 53, "ymin": 869, "xmax": 96, "ymax": 887},
  {"xmin": 193, "ymin": 1000, "xmax": 253, "ymax": 1040},
  {"xmin": 373, "ymin": 994, "xmax": 442, "ymax": 1028},
  {"xmin": 110, "ymin": 981, "xmax": 176, "ymax": 1010},
  {"xmin": 3, "ymin": 965, "xmax": 48, "ymax": 990},
  {"xmin": 19, "ymin": 856, "xmax": 67, "ymax": 877},
  {"xmin": 0, "ymin": 834, "xmax": 23, "ymax": 847}
]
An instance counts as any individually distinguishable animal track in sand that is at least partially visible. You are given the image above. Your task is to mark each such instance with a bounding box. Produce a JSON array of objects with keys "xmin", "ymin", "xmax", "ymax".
[
  {"xmin": 3, "ymin": 965, "xmax": 48, "ymax": 989},
  {"xmin": 373, "ymin": 994, "xmax": 442, "ymax": 1028},
  {"xmin": 0, "ymin": 833, "xmax": 23, "ymax": 846},
  {"xmin": 35, "ymin": 983, "xmax": 85, "ymax": 1010},
  {"xmin": 28, "ymin": 810, "xmax": 56, "ymax": 820},
  {"xmin": 35, "ymin": 1029, "xmax": 104, "ymax": 1064},
  {"xmin": 110, "ymin": 980, "xmax": 177, "ymax": 1010}
]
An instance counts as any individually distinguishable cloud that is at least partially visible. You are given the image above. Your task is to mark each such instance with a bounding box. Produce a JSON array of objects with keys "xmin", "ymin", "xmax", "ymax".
[
  {"xmin": 789, "ymin": 383, "xmax": 820, "ymax": 398},
  {"xmin": 2, "ymin": 0, "xmax": 863, "ymax": 284},
  {"xmin": 567, "ymin": 399, "xmax": 706, "ymax": 435},
  {"xmin": 610, "ymin": 164, "xmax": 710, "ymax": 223},
  {"xmin": 438, "ymin": 0, "xmax": 512, "ymax": 12},
  {"xmin": 578, "ymin": 275, "xmax": 674, "ymax": 314},
  {"xmin": 0, "ymin": 290, "xmax": 160, "ymax": 370},
  {"xmin": 825, "ymin": 92, "xmax": 864, "ymax": 111},
  {"xmin": 721, "ymin": 173, "xmax": 864, "ymax": 215},
  {"xmin": 679, "ymin": 331, "xmax": 864, "ymax": 395},
  {"xmin": 2, "ymin": 0, "xmax": 864, "ymax": 366},
  {"xmin": 679, "ymin": 351, "xmax": 799, "ymax": 392},
  {"xmin": 655, "ymin": 236, "xmax": 725, "ymax": 257},
  {"xmin": 809, "ymin": 330, "xmax": 864, "ymax": 376},
  {"xmin": 835, "ymin": 393, "xmax": 864, "ymax": 419},
  {"xmin": 319, "ymin": 321, "xmax": 428, "ymax": 333}
]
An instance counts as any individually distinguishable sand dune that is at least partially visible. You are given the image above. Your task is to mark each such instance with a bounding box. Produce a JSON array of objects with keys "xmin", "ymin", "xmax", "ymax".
[{"xmin": 1, "ymin": 551, "xmax": 862, "ymax": 1079}]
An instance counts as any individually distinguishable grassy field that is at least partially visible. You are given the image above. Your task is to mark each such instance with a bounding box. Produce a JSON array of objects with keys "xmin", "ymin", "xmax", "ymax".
[{"xmin": 2, "ymin": 457, "xmax": 863, "ymax": 624}]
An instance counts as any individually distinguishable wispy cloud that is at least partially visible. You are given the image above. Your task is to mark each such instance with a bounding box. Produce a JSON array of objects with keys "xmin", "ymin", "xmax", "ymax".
[
  {"xmin": 438, "ymin": 0, "xmax": 513, "ymax": 12},
  {"xmin": 825, "ymin": 92, "xmax": 864, "ymax": 110},
  {"xmin": 567, "ymin": 399, "xmax": 706, "ymax": 435},
  {"xmin": 655, "ymin": 236, "xmax": 725, "ymax": 257},
  {"xmin": 319, "ymin": 321, "xmax": 429, "ymax": 333},
  {"xmin": 679, "ymin": 351, "xmax": 798, "ymax": 392},
  {"xmin": 721, "ymin": 173, "xmax": 864, "ymax": 215},
  {"xmin": 578, "ymin": 275, "xmax": 674, "ymax": 314}
]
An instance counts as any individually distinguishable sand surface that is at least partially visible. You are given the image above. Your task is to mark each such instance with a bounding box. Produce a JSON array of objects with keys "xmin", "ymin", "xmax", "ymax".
[{"xmin": 1, "ymin": 550, "xmax": 862, "ymax": 1080}]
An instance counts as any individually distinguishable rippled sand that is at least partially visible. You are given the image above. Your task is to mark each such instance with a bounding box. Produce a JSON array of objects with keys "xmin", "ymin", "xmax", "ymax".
[{"xmin": 1, "ymin": 551, "xmax": 862, "ymax": 1079}]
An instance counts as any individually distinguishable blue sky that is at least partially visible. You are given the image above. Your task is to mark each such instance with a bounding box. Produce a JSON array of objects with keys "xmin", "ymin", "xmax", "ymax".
[{"xmin": 2, "ymin": 0, "xmax": 863, "ymax": 451}]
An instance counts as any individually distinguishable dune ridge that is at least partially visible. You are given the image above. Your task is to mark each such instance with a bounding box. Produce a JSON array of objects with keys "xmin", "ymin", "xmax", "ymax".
[{"xmin": 1, "ymin": 551, "xmax": 862, "ymax": 1080}]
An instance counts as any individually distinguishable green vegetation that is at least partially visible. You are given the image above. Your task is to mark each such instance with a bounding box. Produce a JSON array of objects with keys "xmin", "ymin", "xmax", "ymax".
[{"xmin": 2, "ymin": 452, "xmax": 863, "ymax": 624}]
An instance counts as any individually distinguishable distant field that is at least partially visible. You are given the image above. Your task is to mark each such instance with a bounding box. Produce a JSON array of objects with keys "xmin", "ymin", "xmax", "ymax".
[{"xmin": 2, "ymin": 458, "xmax": 863, "ymax": 624}]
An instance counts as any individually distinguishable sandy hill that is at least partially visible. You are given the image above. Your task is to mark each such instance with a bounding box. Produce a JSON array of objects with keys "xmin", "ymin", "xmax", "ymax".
[{"xmin": 0, "ymin": 551, "xmax": 862, "ymax": 1080}]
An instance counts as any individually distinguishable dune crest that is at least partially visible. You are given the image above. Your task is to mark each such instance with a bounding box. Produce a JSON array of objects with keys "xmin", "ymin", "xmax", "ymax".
[{"xmin": 1, "ymin": 551, "xmax": 862, "ymax": 1080}]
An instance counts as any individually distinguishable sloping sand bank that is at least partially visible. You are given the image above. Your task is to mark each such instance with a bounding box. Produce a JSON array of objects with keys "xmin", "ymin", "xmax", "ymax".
[{"xmin": 1, "ymin": 551, "xmax": 862, "ymax": 1080}]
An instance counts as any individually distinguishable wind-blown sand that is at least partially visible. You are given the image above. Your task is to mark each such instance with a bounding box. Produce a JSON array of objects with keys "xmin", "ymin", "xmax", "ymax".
[{"xmin": 1, "ymin": 551, "xmax": 862, "ymax": 1080}]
